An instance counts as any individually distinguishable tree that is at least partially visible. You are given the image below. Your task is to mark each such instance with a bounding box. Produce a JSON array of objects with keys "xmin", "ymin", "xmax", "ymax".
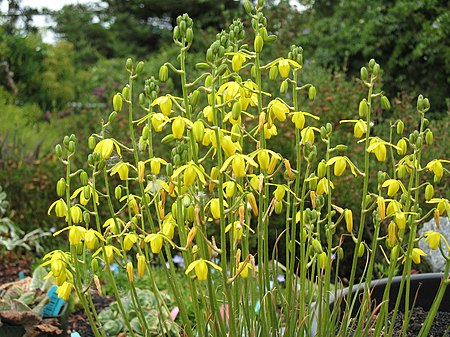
[{"xmin": 298, "ymin": 0, "xmax": 450, "ymax": 112}]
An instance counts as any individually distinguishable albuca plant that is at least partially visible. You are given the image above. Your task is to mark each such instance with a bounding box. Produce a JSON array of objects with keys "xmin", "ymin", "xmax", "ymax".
[{"xmin": 42, "ymin": 1, "xmax": 450, "ymax": 336}]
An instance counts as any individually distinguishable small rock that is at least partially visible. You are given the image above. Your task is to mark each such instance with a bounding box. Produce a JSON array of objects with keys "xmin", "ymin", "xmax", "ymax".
[{"xmin": 418, "ymin": 217, "xmax": 450, "ymax": 272}]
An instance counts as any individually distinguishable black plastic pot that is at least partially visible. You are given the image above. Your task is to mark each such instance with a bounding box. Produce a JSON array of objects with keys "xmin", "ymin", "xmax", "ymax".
[
  {"xmin": 334, "ymin": 272, "xmax": 450, "ymax": 315},
  {"xmin": 310, "ymin": 273, "xmax": 449, "ymax": 337}
]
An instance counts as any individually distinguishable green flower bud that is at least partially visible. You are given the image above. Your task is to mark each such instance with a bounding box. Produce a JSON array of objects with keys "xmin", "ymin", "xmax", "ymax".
[
  {"xmin": 97, "ymin": 159, "xmax": 106, "ymax": 171},
  {"xmin": 186, "ymin": 28, "xmax": 194, "ymax": 43},
  {"xmin": 359, "ymin": 99, "xmax": 369, "ymax": 118},
  {"xmin": 251, "ymin": 65, "xmax": 257, "ymax": 79},
  {"xmin": 126, "ymin": 58, "xmax": 133, "ymax": 71},
  {"xmin": 425, "ymin": 184, "xmax": 434, "ymax": 201},
  {"xmin": 425, "ymin": 130, "xmax": 433, "ymax": 145},
  {"xmin": 122, "ymin": 86, "xmax": 130, "ymax": 101},
  {"xmin": 91, "ymin": 258, "xmax": 99, "ymax": 272},
  {"xmin": 254, "ymin": 35, "xmax": 263, "ymax": 53},
  {"xmin": 275, "ymin": 200, "xmax": 283, "ymax": 214},
  {"xmin": 244, "ymin": 0, "xmax": 252, "ymax": 14},
  {"xmin": 192, "ymin": 120, "xmax": 205, "ymax": 142},
  {"xmin": 338, "ymin": 247, "xmax": 344, "ymax": 260},
  {"xmin": 68, "ymin": 141, "xmax": 75, "ymax": 153},
  {"xmin": 368, "ymin": 59, "xmax": 376, "ymax": 70},
  {"xmin": 357, "ymin": 243, "xmax": 365, "ymax": 257},
  {"xmin": 280, "ymin": 80, "xmax": 288, "ymax": 94},
  {"xmin": 417, "ymin": 95, "xmax": 424, "ymax": 111},
  {"xmin": 80, "ymin": 171, "xmax": 88, "ymax": 185},
  {"xmin": 269, "ymin": 65, "xmax": 278, "ymax": 80},
  {"xmin": 88, "ymin": 136, "xmax": 96, "ymax": 150},
  {"xmin": 335, "ymin": 144, "xmax": 347, "ymax": 151},
  {"xmin": 108, "ymin": 111, "xmax": 117, "ymax": 123},
  {"xmin": 360, "ymin": 67, "xmax": 368, "ymax": 81},
  {"xmin": 396, "ymin": 139, "xmax": 407, "ymax": 155},
  {"xmin": 135, "ymin": 61, "xmax": 144, "ymax": 74},
  {"xmin": 115, "ymin": 186, "xmax": 122, "ymax": 200},
  {"xmin": 190, "ymin": 90, "xmax": 200, "ymax": 108},
  {"xmin": 423, "ymin": 118, "xmax": 429, "ymax": 127},
  {"xmin": 317, "ymin": 161, "xmax": 326, "ymax": 179},
  {"xmin": 308, "ymin": 86, "xmax": 316, "ymax": 101},
  {"xmin": 173, "ymin": 26, "xmax": 180, "ymax": 40},
  {"xmin": 372, "ymin": 63, "xmax": 380, "ymax": 76},
  {"xmin": 423, "ymin": 98, "xmax": 430, "ymax": 110},
  {"xmin": 113, "ymin": 93, "xmax": 123, "ymax": 112},
  {"xmin": 397, "ymin": 121, "xmax": 404, "ymax": 135},
  {"xmin": 55, "ymin": 144, "xmax": 63, "ymax": 157},
  {"xmin": 381, "ymin": 95, "xmax": 391, "ymax": 110},
  {"xmin": 56, "ymin": 178, "xmax": 66, "ymax": 197},
  {"xmin": 83, "ymin": 211, "xmax": 90, "ymax": 224},
  {"xmin": 231, "ymin": 124, "xmax": 241, "ymax": 142},
  {"xmin": 166, "ymin": 163, "xmax": 173, "ymax": 176},
  {"xmin": 312, "ymin": 239, "xmax": 323, "ymax": 254},
  {"xmin": 159, "ymin": 65, "xmax": 169, "ymax": 82}
]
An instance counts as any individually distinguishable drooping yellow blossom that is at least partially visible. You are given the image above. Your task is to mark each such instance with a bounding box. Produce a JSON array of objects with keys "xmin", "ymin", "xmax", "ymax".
[
  {"xmin": 48, "ymin": 199, "xmax": 68, "ymax": 218},
  {"xmin": 424, "ymin": 231, "xmax": 441, "ymax": 250},
  {"xmin": 151, "ymin": 95, "xmax": 173, "ymax": 116},
  {"xmin": 53, "ymin": 225, "xmax": 86, "ymax": 246},
  {"xmin": 124, "ymin": 233, "xmax": 139, "ymax": 251},
  {"xmin": 185, "ymin": 259, "xmax": 222, "ymax": 281},
  {"xmin": 56, "ymin": 282, "xmax": 72, "ymax": 300},
  {"xmin": 110, "ymin": 162, "xmax": 129, "ymax": 180},
  {"xmin": 94, "ymin": 139, "xmax": 122, "ymax": 160},
  {"xmin": 411, "ymin": 248, "xmax": 426, "ymax": 264}
]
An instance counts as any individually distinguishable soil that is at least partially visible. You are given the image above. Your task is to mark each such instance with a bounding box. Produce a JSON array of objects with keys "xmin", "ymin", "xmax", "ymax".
[{"xmin": 389, "ymin": 306, "xmax": 450, "ymax": 337}]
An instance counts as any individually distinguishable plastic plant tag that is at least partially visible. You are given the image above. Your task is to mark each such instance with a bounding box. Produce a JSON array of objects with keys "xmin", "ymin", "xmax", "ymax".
[{"xmin": 42, "ymin": 285, "xmax": 65, "ymax": 317}]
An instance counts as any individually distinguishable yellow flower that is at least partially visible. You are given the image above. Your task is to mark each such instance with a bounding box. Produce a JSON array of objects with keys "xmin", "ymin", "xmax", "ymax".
[
  {"xmin": 54, "ymin": 225, "xmax": 86, "ymax": 246},
  {"xmin": 145, "ymin": 233, "xmax": 164, "ymax": 254},
  {"xmin": 344, "ymin": 209, "xmax": 353, "ymax": 233},
  {"xmin": 151, "ymin": 113, "xmax": 168, "ymax": 132},
  {"xmin": 103, "ymin": 217, "xmax": 124, "ymax": 235},
  {"xmin": 424, "ymin": 231, "xmax": 441, "ymax": 250},
  {"xmin": 126, "ymin": 262, "xmax": 134, "ymax": 283},
  {"xmin": 231, "ymin": 52, "xmax": 248, "ymax": 72},
  {"xmin": 263, "ymin": 123, "xmax": 278, "ymax": 139},
  {"xmin": 151, "ymin": 95, "xmax": 173, "ymax": 116},
  {"xmin": 268, "ymin": 99, "xmax": 289, "ymax": 122},
  {"xmin": 84, "ymin": 229, "xmax": 102, "ymax": 250},
  {"xmin": 210, "ymin": 198, "xmax": 221, "ymax": 220},
  {"xmin": 426, "ymin": 160, "xmax": 446, "ymax": 180},
  {"xmin": 137, "ymin": 255, "xmax": 146, "ymax": 277},
  {"xmin": 94, "ymin": 245, "xmax": 122, "ymax": 264},
  {"xmin": 316, "ymin": 177, "xmax": 334, "ymax": 195},
  {"xmin": 172, "ymin": 116, "xmax": 185, "ymax": 139},
  {"xmin": 94, "ymin": 139, "xmax": 121, "ymax": 160},
  {"xmin": 301, "ymin": 127, "xmax": 315, "ymax": 144},
  {"xmin": 162, "ymin": 218, "xmax": 175, "ymax": 240},
  {"xmin": 411, "ymin": 248, "xmax": 426, "ymax": 264},
  {"xmin": 368, "ymin": 138, "xmax": 387, "ymax": 162},
  {"xmin": 278, "ymin": 58, "xmax": 290, "ymax": 78},
  {"xmin": 237, "ymin": 261, "xmax": 253, "ymax": 278},
  {"xmin": 48, "ymin": 199, "xmax": 68, "ymax": 218},
  {"xmin": 377, "ymin": 196, "xmax": 386, "ymax": 220},
  {"xmin": 71, "ymin": 186, "xmax": 99, "ymax": 206},
  {"xmin": 218, "ymin": 81, "xmax": 241, "ymax": 102},
  {"xmin": 110, "ymin": 162, "xmax": 129, "ymax": 180},
  {"xmin": 149, "ymin": 158, "xmax": 167, "ymax": 175},
  {"xmin": 395, "ymin": 211, "xmax": 406, "ymax": 230},
  {"xmin": 68, "ymin": 205, "xmax": 83, "ymax": 224},
  {"xmin": 124, "ymin": 233, "xmax": 139, "ymax": 251},
  {"xmin": 185, "ymin": 259, "xmax": 222, "ymax": 281},
  {"xmin": 382, "ymin": 179, "xmax": 402, "ymax": 197},
  {"xmin": 388, "ymin": 221, "xmax": 397, "ymax": 247},
  {"xmin": 56, "ymin": 282, "xmax": 72, "ymax": 300}
]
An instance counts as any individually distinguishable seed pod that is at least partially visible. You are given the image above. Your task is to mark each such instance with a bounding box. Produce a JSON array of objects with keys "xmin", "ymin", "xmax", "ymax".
[
  {"xmin": 91, "ymin": 258, "xmax": 99, "ymax": 272},
  {"xmin": 359, "ymin": 99, "xmax": 369, "ymax": 118},
  {"xmin": 308, "ymin": 86, "xmax": 316, "ymax": 101},
  {"xmin": 113, "ymin": 93, "xmax": 123, "ymax": 112},
  {"xmin": 397, "ymin": 164, "xmax": 406, "ymax": 179},
  {"xmin": 381, "ymin": 95, "xmax": 391, "ymax": 110},
  {"xmin": 360, "ymin": 67, "xmax": 368, "ymax": 81},
  {"xmin": 425, "ymin": 184, "xmax": 434, "ymax": 201},
  {"xmin": 83, "ymin": 186, "xmax": 91, "ymax": 200},
  {"xmin": 269, "ymin": 65, "xmax": 278, "ymax": 80},
  {"xmin": 317, "ymin": 252, "xmax": 327, "ymax": 270},
  {"xmin": 159, "ymin": 65, "xmax": 169, "ymax": 82},
  {"xmin": 254, "ymin": 35, "xmax": 264, "ymax": 53},
  {"xmin": 56, "ymin": 178, "xmax": 66, "ymax": 197},
  {"xmin": 397, "ymin": 121, "xmax": 404, "ymax": 135}
]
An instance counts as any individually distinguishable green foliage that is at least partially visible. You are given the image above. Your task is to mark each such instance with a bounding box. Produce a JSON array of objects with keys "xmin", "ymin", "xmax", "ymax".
[
  {"xmin": 98, "ymin": 289, "xmax": 178, "ymax": 337},
  {"xmin": 298, "ymin": 0, "xmax": 450, "ymax": 112}
]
